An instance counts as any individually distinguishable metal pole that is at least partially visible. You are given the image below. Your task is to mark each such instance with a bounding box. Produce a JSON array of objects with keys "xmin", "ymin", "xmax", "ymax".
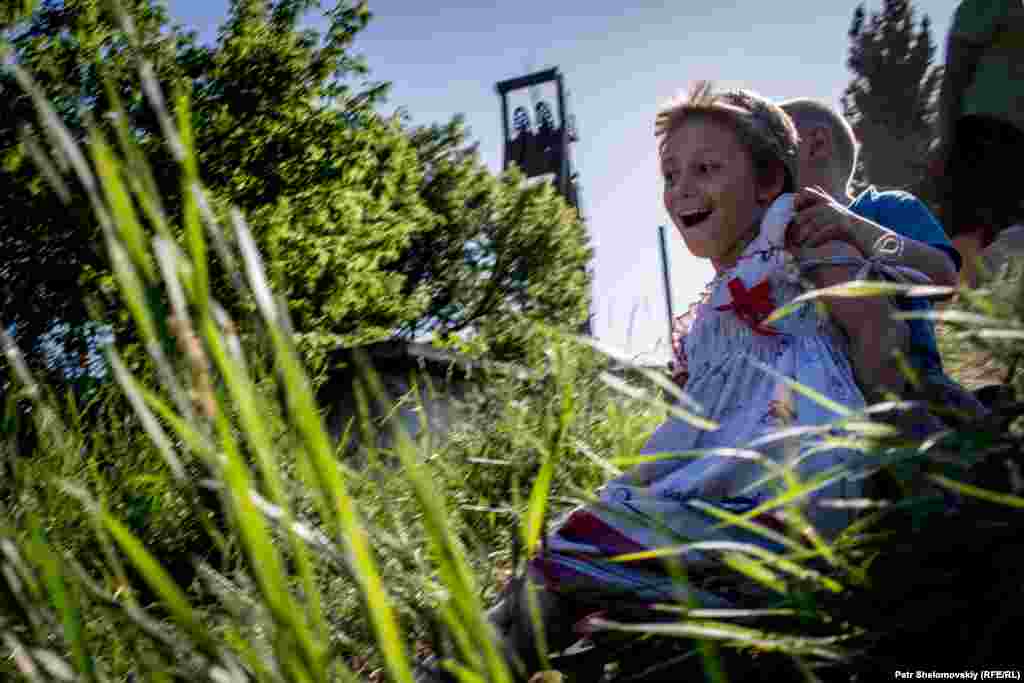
[
  {"xmin": 657, "ymin": 225, "xmax": 675, "ymax": 349},
  {"xmin": 555, "ymin": 70, "xmax": 569, "ymax": 199},
  {"xmin": 498, "ymin": 89, "xmax": 510, "ymax": 170}
]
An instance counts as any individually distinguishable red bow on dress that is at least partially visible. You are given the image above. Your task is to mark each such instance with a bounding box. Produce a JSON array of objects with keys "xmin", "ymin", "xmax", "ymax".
[{"xmin": 715, "ymin": 277, "xmax": 778, "ymax": 336}]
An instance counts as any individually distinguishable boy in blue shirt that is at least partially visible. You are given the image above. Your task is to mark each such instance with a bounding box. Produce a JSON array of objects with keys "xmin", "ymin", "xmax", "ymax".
[{"xmin": 780, "ymin": 99, "xmax": 987, "ymax": 424}]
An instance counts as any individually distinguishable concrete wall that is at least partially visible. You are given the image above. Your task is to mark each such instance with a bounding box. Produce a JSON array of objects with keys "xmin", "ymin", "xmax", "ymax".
[{"xmin": 317, "ymin": 343, "xmax": 474, "ymax": 457}]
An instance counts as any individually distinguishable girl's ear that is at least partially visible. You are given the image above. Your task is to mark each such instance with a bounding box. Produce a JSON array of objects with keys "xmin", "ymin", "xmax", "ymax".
[
  {"xmin": 806, "ymin": 126, "xmax": 831, "ymax": 162},
  {"xmin": 756, "ymin": 162, "xmax": 787, "ymax": 204}
]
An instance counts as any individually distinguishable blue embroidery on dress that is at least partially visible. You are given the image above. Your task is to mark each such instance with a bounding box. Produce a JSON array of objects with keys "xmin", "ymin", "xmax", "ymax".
[
  {"xmin": 609, "ymin": 487, "xmax": 632, "ymax": 503},
  {"xmin": 773, "ymin": 337, "xmax": 791, "ymax": 363}
]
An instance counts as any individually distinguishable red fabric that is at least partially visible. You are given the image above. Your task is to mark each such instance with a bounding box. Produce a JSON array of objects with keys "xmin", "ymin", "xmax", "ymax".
[
  {"xmin": 715, "ymin": 277, "xmax": 778, "ymax": 336},
  {"xmin": 558, "ymin": 510, "xmax": 648, "ymax": 556}
]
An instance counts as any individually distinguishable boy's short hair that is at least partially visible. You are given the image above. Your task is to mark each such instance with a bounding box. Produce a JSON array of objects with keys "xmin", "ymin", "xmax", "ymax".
[
  {"xmin": 780, "ymin": 98, "xmax": 860, "ymax": 188},
  {"xmin": 656, "ymin": 81, "xmax": 800, "ymax": 195}
]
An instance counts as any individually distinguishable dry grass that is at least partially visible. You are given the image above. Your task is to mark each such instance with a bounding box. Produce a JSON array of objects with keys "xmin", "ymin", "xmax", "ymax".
[
  {"xmin": 939, "ymin": 325, "xmax": 1008, "ymax": 389},
  {"xmin": 936, "ymin": 286, "xmax": 1014, "ymax": 390}
]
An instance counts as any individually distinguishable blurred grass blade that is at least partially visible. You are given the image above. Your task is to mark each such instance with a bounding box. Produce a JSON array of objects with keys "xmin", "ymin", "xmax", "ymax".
[
  {"xmin": 685, "ymin": 500, "xmax": 810, "ymax": 556},
  {"xmin": 19, "ymin": 125, "xmax": 72, "ymax": 203},
  {"xmin": 173, "ymin": 91, "xmax": 209, "ymax": 320},
  {"xmin": 600, "ymin": 371, "xmax": 718, "ymax": 430},
  {"xmin": 231, "ymin": 209, "xmax": 277, "ymax": 324},
  {"xmin": 33, "ymin": 529, "xmax": 95, "ymax": 681},
  {"xmin": 107, "ymin": 240, "xmax": 160, "ymax": 347},
  {"xmin": 1, "ymin": 327, "xmax": 42, "ymax": 402},
  {"xmin": 139, "ymin": 61, "xmax": 185, "ymax": 163},
  {"xmin": 61, "ymin": 482, "xmax": 223, "ymax": 662},
  {"xmin": 100, "ymin": 71, "xmax": 172, "ymax": 241},
  {"xmin": 107, "ymin": 350, "xmax": 186, "ymax": 482},
  {"xmin": 355, "ymin": 355, "xmax": 509, "ymax": 683},
  {"xmin": 571, "ymin": 333, "xmax": 705, "ymax": 413},
  {"xmin": 441, "ymin": 660, "xmax": 489, "ymax": 683},
  {"xmin": 711, "ymin": 542, "xmax": 843, "ymax": 593},
  {"xmin": 834, "ymin": 420, "xmax": 901, "ymax": 439},
  {"xmin": 585, "ymin": 617, "xmax": 850, "ymax": 660},
  {"xmin": 28, "ymin": 648, "xmax": 75, "ymax": 681},
  {"xmin": 744, "ymin": 357, "xmax": 852, "ymax": 418},
  {"xmin": 201, "ymin": 311, "xmax": 329, "ymax": 645},
  {"xmin": 193, "ymin": 187, "xmax": 247, "ymax": 299},
  {"xmin": 764, "ymin": 281, "xmax": 955, "ymax": 326},
  {"xmin": 613, "ymin": 538, "xmax": 842, "ymax": 593},
  {"xmin": 612, "ymin": 448, "xmax": 780, "ymax": 483},
  {"xmin": 893, "ymin": 310, "xmax": 1016, "ymax": 327},
  {"xmin": 651, "ymin": 605, "xmax": 798, "ymax": 619},
  {"xmin": 264, "ymin": 334, "xmax": 415, "ymax": 683},
  {"xmin": 151, "ymin": 237, "xmax": 199, "ymax": 419},
  {"xmin": 574, "ymin": 439, "xmax": 622, "ymax": 477},
  {"xmin": 1, "ymin": 327, "xmax": 74, "ymax": 459},
  {"xmin": 153, "ymin": 236, "xmax": 192, "ymax": 322},
  {"xmin": 139, "ymin": 383, "xmax": 216, "ymax": 463},
  {"xmin": 523, "ymin": 448, "xmax": 553, "ymax": 557},
  {"xmin": 928, "ymin": 474, "xmax": 1024, "ymax": 509},
  {"xmin": 3, "ymin": 633, "xmax": 46, "ymax": 683},
  {"xmin": 213, "ymin": 407, "xmax": 323, "ymax": 678},
  {"xmin": 90, "ymin": 127, "xmax": 155, "ymax": 282},
  {"xmin": 8, "ymin": 63, "xmax": 99, "ymax": 201},
  {"xmin": 246, "ymin": 489, "xmax": 356, "ymax": 576},
  {"xmin": 725, "ymin": 469, "xmax": 844, "ymax": 527},
  {"xmin": 67, "ymin": 556, "xmax": 201, "ymax": 664},
  {"xmin": 746, "ymin": 424, "xmax": 833, "ymax": 450},
  {"xmin": 719, "ymin": 550, "xmax": 786, "ymax": 594},
  {"xmin": 957, "ymin": 329, "xmax": 1024, "ymax": 341},
  {"xmin": 201, "ymin": 319, "xmax": 326, "ymax": 674}
]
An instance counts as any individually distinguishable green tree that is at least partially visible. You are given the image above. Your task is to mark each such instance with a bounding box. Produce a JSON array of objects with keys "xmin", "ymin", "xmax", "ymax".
[
  {"xmin": 0, "ymin": 0, "xmax": 35, "ymax": 27},
  {"xmin": 841, "ymin": 0, "xmax": 943, "ymax": 199},
  {"xmin": 396, "ymin": 115, "xmax": 591, "ymax": 358},
  {"xmin": 1, "ymin": 0, "xmax": 194, "ymax": 382},
  {"xmin": 1, "ymin": 0, "xmax": 591, "ymax": 377}
]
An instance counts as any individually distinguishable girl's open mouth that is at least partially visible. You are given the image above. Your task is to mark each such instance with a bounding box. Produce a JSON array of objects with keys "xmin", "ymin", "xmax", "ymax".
[{"xmin": 681, "ymin": 210, "xmax": 712, "ymax": 228}]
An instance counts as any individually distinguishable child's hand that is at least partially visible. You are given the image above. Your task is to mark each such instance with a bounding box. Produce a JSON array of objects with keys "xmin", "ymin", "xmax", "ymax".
[{"xmin": 786, "ymin": 186, "xmax": 863, "ymax": 254}]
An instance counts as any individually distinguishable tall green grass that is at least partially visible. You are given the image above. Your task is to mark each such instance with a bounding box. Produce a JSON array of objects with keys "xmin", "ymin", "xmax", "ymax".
[
  {"xmin": 0, "ymin": 39, "xmax": 663, "ymax": 681},
  {"xmin": 2, "ymin": 18, "xmax": 1024, "ymax": 683}
]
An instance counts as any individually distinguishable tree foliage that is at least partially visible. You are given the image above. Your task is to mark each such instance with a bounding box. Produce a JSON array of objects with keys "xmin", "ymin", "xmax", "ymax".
[
  {"xmin": 0, "ymin": 0, "xmax": 36, "ymax": 28},
  {"xmin": 397, "ymin": 115, "xmax": 591, "ymax": 358},
  {"xmin": 0, "ymin": 0, "xmax": 591, "ymax": 377},
  {"xmin": 841, "ymin": 0, "xmax": 943, "ymax": 199},
  {"xmin": 1, "ymin": 0, "xmax": 200, "ymax": 379}
]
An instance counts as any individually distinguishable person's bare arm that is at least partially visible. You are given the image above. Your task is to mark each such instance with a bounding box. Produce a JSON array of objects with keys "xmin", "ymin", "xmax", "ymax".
[
  {"xmin": 799, "ymin": 240, "xmax": 910, "ymax": 398},
  {"xmin": 847, "ymin": 214, "xmax": 957, "ymax": 287},
  {"xmin": 787, "ymin": 187, "xmax": 958, "ymax": 288}
]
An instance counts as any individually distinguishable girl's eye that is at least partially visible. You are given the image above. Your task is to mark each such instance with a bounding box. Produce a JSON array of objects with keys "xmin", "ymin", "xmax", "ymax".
[{"xmin": 698, "ymin": 162, "xmax": 716, "ymax": 174}]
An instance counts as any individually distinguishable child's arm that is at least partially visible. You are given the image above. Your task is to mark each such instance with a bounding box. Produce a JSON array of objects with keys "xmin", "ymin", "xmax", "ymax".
[
  {"xmin": 787, "ymin": 187, "xmax": 958, "ymax": 288},
  {"xmin": 799, "ymin": 240, "xmax": 911, "ymax": 399}
]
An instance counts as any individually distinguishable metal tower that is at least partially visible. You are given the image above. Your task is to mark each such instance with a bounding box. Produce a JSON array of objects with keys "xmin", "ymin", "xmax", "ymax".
[{"xmin": 496, "ymin": 67, "xmax": 591, "ymax": 335}]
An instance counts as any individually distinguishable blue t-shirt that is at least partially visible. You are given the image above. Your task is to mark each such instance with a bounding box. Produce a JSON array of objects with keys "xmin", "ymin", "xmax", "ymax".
[{"xmin": 848, "ymin": 187, "xmax": 961, "ymax": 375}]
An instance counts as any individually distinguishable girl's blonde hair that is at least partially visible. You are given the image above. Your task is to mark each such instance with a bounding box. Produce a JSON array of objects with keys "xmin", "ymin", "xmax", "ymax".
[{"xmin": 656, "ymin": 81, "xmax": 800, "ymax": 195}]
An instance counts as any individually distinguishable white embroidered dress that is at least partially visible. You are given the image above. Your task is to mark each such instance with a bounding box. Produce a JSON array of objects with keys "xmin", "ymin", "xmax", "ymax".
[
  {"xmin": 627, "ymin": 193, "xmax": 867, "ymax": 537},
  {"xmin": 536, "ymin": 196, "xmax": 870, "ymax": 601}
]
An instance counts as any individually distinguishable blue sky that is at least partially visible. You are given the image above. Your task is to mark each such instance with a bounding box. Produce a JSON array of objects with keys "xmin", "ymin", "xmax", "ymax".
[{"xmin": 168, "ymin": 0, "xmax": 957, "ymax": 364}]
